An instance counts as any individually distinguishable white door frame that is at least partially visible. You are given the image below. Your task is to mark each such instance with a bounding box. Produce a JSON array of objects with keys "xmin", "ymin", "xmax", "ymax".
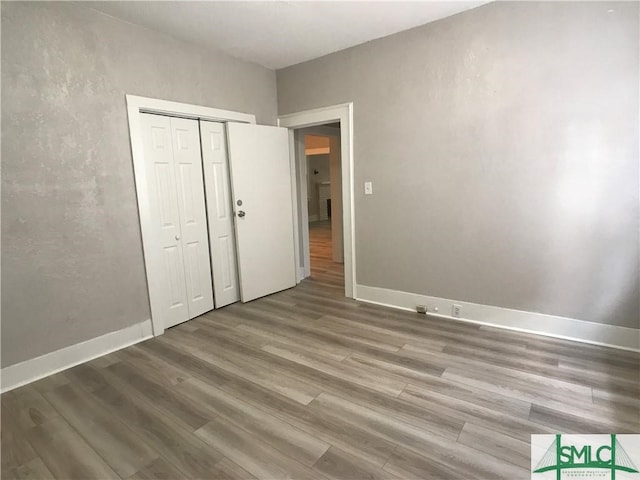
[
  {"xmin": 126, "ymin": 94, "xmax": 256, "ymax": 336},
  {"xmin": 278, "ymin": 103, "xmax": 356, "ymax": 299}
]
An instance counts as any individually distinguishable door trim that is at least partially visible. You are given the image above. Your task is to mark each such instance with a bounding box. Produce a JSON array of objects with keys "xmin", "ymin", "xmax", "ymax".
[
  {"xmin": 126, "ymin": 95, "xmax": 256, "ymax": 336},
  {"xmin": 277, "ymin": 103, "xmax": 355, "ymax": 299}
]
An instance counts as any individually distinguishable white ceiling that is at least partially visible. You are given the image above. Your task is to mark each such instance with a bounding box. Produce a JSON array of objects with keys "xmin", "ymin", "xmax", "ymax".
[{"xmin": 86, "ymin": 1, "xmax": 489, "ymax": 70}]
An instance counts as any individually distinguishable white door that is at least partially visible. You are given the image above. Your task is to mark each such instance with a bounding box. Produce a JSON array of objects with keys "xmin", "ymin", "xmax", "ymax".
[
  {"xmin": 227, "ymin": 123, "xmax": 297, "ymax": 302},
  {"xmin": 171, "ymin": 117, "xmax": 215, "ymax": 319},
  {"xmin": 199, "ymin": 120, "xmax": 240, "ymax": 308},
  {"xmin": 140, "ymin": 114, "xmax": 214, "ymax": 329}
]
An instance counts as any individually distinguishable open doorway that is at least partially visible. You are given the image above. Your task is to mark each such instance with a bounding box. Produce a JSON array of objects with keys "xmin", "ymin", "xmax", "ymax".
[
  {"xmin": 302, "ymin": 127, "xmax": 343, "ymax": 289},
  {"xmin": 278, "ymin": 103, "xmax": 355, "ymax": 299}
]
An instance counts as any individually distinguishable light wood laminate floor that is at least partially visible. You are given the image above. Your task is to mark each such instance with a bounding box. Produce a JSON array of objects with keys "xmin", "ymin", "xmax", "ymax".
[{"xmin": 2, "ymin": 221, "xmax": 639, "ymax": 479}]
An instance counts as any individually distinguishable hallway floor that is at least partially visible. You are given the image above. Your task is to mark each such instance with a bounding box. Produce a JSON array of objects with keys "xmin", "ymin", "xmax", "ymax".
[{"xmin": 308, "ymin": 220, "xmax": 343, "ymax": 290}]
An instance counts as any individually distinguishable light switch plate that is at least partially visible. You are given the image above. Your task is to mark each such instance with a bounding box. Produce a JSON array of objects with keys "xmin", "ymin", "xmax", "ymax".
[{"xmin": 364, "ymin": 181, "xmax": 373, "ymax": 195}]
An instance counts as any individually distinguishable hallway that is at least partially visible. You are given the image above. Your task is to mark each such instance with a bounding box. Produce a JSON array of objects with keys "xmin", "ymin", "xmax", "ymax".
[{"xmin": 308, "ymin": 220, "xmax": 344, "ymax": 290}]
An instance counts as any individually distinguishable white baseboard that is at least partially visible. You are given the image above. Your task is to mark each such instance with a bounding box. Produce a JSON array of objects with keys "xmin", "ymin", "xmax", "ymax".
[
  {"xmin": 355, "ymin": 285, "xmax": 639, "ymax": 352},
  {"xmin": 308, "ymin": 214, "xmax": 320, "ymax": 222},
  {"xmin": 1, "ymin": 319, "xmax": 153, "ymax": 393}
]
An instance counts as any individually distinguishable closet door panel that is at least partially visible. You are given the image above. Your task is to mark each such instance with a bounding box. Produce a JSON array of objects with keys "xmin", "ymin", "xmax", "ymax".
[
  {"xmin": 165, "ymin": 245, "xmax": 187, "ymax": 308},
  {"xmin": 200, "ymin": 120, "xmax": 240, "ymax": 308},
  {"xmin": 140, "ymin": 113, "xmax": 189, "ymax": 328},
  {"xmin": 170, "ymin": 117, "xmax": 214, "ymax": 318}
]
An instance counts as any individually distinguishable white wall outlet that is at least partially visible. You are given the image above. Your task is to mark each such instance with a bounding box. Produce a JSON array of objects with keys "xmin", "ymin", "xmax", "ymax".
[
  {"xmin": 452, "ymin": 304, "xmax": 462, "ymax": 318},
  {"xmin": 364, "ymin": 181, "xmax": 373, "ymax": 195}
]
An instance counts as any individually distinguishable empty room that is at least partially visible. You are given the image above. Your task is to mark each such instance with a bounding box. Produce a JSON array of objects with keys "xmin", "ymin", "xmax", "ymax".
[{"xmin": 2, "ymin": 1, "xmax": 639, "ymax": 479}]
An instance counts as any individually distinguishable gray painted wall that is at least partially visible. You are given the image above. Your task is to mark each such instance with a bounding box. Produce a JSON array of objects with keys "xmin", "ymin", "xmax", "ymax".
[
  {"xmin": 1, "ymin": 2, "xmax": 277, "ymax": 367},
  {"xmin": 308, "ymin": 154, "xmax": 330, "ymax": 219},
  {"xmin": 277, "ymin": 2, "xmax": 639, "ymax": 328}
]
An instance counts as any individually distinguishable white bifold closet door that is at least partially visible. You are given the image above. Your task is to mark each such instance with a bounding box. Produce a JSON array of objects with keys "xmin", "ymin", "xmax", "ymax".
[
  {"xmin": 140, "ymin": 113, "xmax": 214, "ymax": 328},
  {"xmin": 199, "ymin": 120, "xmax": 240, "ymax": 308}
]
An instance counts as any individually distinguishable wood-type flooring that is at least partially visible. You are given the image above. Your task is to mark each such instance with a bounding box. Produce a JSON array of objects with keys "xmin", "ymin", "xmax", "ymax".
[{"xmin": 2, "ymin": 221, "xmax": 638, "ymax": 479}]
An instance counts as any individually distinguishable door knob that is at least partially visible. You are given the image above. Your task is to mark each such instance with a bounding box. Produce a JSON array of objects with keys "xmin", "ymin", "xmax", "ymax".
[
  {"xmin": 175, "ymin": 235, "xmax": 180, "ymax": 241},
  {"xmin": 237, "ymin": 210, "xmax": 246, "ymax": 218}
]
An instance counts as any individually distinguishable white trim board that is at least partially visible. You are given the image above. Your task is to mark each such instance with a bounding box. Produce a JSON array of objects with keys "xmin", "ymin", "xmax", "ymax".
[
  {"xmin": 278, "ymin": 103, "xmax": 356, "ymax": 299},
  {"xmin": 0, "ymin": 320, "xmax": 153, "ymax": 393},
  {"xmin": 292, "ymin": 129, "xmax": 310, "ymax": 280},
  {"xmin": 127, "ymin": 95, "xmax": 256, "ymax": 124},
  {"xmin": 356, "ymin": 285, "xmax": 640, "ymax": 352}
]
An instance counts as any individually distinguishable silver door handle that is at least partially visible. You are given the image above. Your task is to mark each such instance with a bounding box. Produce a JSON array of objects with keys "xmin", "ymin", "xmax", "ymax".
[
  {"xmin": 237, "ymin": 210, "xmax": 246, "ymax": 218},
  {"xmin": 175, "ymin": 235, "xmax": 180, "ymax": 241}
]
